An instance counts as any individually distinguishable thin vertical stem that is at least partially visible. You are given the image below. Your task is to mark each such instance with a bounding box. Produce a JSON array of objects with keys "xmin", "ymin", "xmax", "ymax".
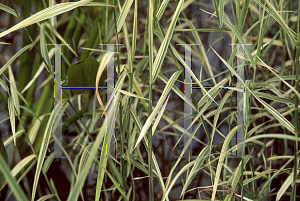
[
  {"xmin": 291, "ymin": 0, "xmax": 300, "ymax": 200},
  {"xmin": 112, "ymin": 1, "xmax": 126, "ymax": 199},
  {"xmin": 148, "ymin": 0, "xmax": 154, "ymax": 200}
]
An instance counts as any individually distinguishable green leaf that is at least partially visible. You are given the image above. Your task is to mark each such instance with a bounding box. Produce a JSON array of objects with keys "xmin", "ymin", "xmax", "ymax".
[
  {"xmin": 31, "ymin": 100, "xmax": 66, "ymax": 201},
  {"xmin": 180, "ymin": 146, "xmax": 210, "ymax": 198},
  {"xmin": 7, "ymin": 97, "xmax": 16, "ymax": 146},
  {"xmin": 115, "ymin": 88, "xmax": 149, "ymax": 100},
  {"xmin": 116, "ymin": 0, "xmax": 134, "ymax": 33},
  {"xmin": 67, "ymin": 56, "xmax": 100, "ymax": 94},
  {"xmin": 0, "ymin": 44, "xmax": 33, "ymax": 76},
  {"xmin": 0, "ymin": 136, "xmax": 8, "ymax": 188},
  {"xmin": 0, "ymin": 0, "xmax": 92, "ymax": 39},
  {"xmin": 134, "ymin": 69, "xmax": 182, "ymax": 149},
  {"xmin": 152, "ymin": 93, "xmax": 170, "ymax": 135},
  {"xmin": 152, "ymin": 0, "xmax": 184, "ymax": 82},
  {"xmin": 0, "ymin": 3, "xmax": 20, "ymax": 17},
  {"xmin": 156, "ymin": 0, "xmax": 169, "ymax": 21},
  {"xmin": 40, "ymin": 23, "xmax": 52, "ymax": 73},
  {"xmin": 211, "ymin": 126, "xmax": 238, "ymax": 200},
  {"xmin": 67, "ymin": 100, "xmax": 112, "ymax": 201},
  {"xmin": 4, "ymin": 129, "xmax": 25, "ymax": 146},
  {"xmin": 0, "ymin": 155, "xmax": 29, "ymax": 201},
  {"xmin": 8, "ymin": 66, "xmax": 20, "ymax": 116},
  {"xmin": 36, "ymin": 194, "xmax": 55, "ymax": 201},
  {"xmin": 0, "ymin": 154, "xmax": 36, "ymax": 191},
  {"xmin": 84, "ymin": 2, "xmax": 114, "ymax": 7},
  {"xmin": 175, "ymin": 28, "xmax": 231, "ymax": 32}
]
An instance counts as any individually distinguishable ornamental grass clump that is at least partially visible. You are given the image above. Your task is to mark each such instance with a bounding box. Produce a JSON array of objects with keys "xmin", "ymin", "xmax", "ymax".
[{"xmin": 0, "ymin": 0, "xmax": 299, "ymax": 200}]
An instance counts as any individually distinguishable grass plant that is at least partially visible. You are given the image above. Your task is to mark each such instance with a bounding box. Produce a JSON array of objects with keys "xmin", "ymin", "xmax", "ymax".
[{"xmin": 0, "ymin": 0, "xmax": 299, "ymax": 200}]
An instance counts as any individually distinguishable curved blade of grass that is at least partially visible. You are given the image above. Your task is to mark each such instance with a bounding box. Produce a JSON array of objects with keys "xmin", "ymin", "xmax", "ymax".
[
  {"xmin": 8, "ymin": 66, "xmax": 19, "ymax": 117},
  {"xmin": 44, "ymin": 22, "xmax": 78, "ymax": 57},
  {"xmin": 11, "ymin": 154, "xmax": 36, "ymax": 178},
  {"xmin": 0, "ymin": 44, "xmax": 33, "ymax": 75},
  {"xmin": 130, "ymin": 110, "xmax": 168, "ymax": 200},
  {"xmin": 230, "ymin": 156, "xmax": 251, "ymax": 196},
  {"xmin": 211, "ymin": 126, "xmax": 237, "ymax": 200},
  {"xmin": 95, "ymin": 52, "xmax": 115, "ymax": 117},
  {"xmin": 0, "ymin": 3, "xmax": 20, "ymax": 17},
  {"xmin": 175, "ymin": 28, "xmax": 231, "ymax": 32},
  {"xmin": 181, "ymin": 0, "xmax": 196, "ymax": 13},
  {"xmin": 107, "ymin": 159, "xmax": 122, "ymax": 186},
  {"xmin": 233, "ymin": 194, "xmax": 253, "ymax": 201},
  {"xmin": 250, "ymin": 96, "xmax": 294, "ymax": 134},
  {"xmin": 122, "ymin": 9, "xmax": 133, "ymax": 79},
  {"xmin": 105, "ymin": 70, "xmax": 128, "ymax": 112},
  {"xmin": 123, "ymin": 154, "xmax": 148, "ymax": 175},
  {"xmin": 95, "ymin": 105, "xmax": 115, "ymax": 201},
  {"xmin": 7, "ymin": 97, "xmax": 16, "ymax": 146},
  {"xmin": 243, "ymin": 169, "xmax": 275, "ymax": 186},
  {"xmin": 21, "ymin": 48, "xmax": 54, "ymax": 94},
  {"xmin": 171, "ymin": 102, "xmax": 234, "ymax": 153},
  {"xmin": 152, "ymin": 93, "xmax": 170, "ymax": 135},
  {"xmin": 222, "ymin": 19, "xmax": 255, "ymax": 67},
  {"xmin": 157, "ymin": 114, "xmax": 193, "ymax": 140},
  {"xmin": 4, "ymin": 129, "xmax": 25, "ymax": 146},
  {"xmin": 36, "ymin": 194, "xmax": 55, "ymax": 201},
  {"xmin": 158, "ymin": 73, "xmax": 196, "ymax": 111},
  {"xmin": 78, "ymin": 143, "xmax": 93, "ymax": 175},
  {"xmin": 171, "ymin": 88, "xmax": 230, "ymax": 156},
  {"xmin": 84, "ymin": 2, "xmax": 114, "ymax": 7},
  {"xmin": 245, "ymin": 134, "xmax": 300, "ymax": 144},
  {"xmin": 1, "ymin": 154, "xmax": 36, "ymax": 191},
  {"xmin": 182, "ymin": 19, "xmax": 217, "ymax": 86},
  {"xmin": 133, "ymin": 75, "xmax": 148, "ymax": 111},
  {"xmin": 39, "ymin": 22, "xmax": 52, "ymax": 72},
  {"xmin": 68, "ymin": 104, "xmax": 112, "ymax": 201},
  {"xmin": 165, "ymin": 116, "xmax": 206, "ymax": 190},
  {"xmin": 263, "ymin": 75, "xmax": 297, "ymax": 83},
  {"xmin": 0, "ymin": 136, "xmax": 8, "ymax": 190},
  {"xmin": 131, "ymin": 0, "xmax": 138, "ymax": 60},
  {"xmin": 116, "ymin": 0, "xmax": 134, "ymax": 33},
  {"xmin": 134, "ymin": 69, "xmax": 182, "ymax": 150},
  {"xmin": 31, "ymin": 100, "xmax": 65, "ymax": 201},
  {"xmin": 156, "ymin": 0, "xmax": 169, "ymax": 21},
  {"xmin": 258, "ymin": 157, "xmax": 294, "ymax": 198},
  {"xmin": 276, "ymin": 167, "xmax": 299, "ymax": 201},
  {"xmin": 237, "ymin": 0, "xmax": 250, "ymax": 33},
  {"xmin": 161, "ymin": 160, "xmax": 197, "ymax": 200},
  {"xmin": 180, "ymin": 146, "xmax": 211, "ymax": 198},
  {"xmin": 0, "ymin": 0, "xmax": 91, "ymax": 38},
  {"xmin": 115, "ymin": 88, "xmax": 149, "ymax": 100},
  {"xmin": 152, "ymin": 0, "xmax": 184, "ymax": 82},
  {"xmin": 254, "ymin": 91, "xmax": 295, "ymax": 105},
  {"xmin": 165, "ymin": 118, "xmax": 217, "ymax": 198},
  {"xmin": 0, "ymin": 155, "xmax": 29, "ymax": 201},
  {"xmin": 0, "ymin": 78, "xmax": 9, "ymax": 92},
  {"xmin": 218, "ymin": 0, "xmax": 224, "ymax": 27},
  {"xmin": 97, "ymin": 161, "xmax": 128, "ymax": 201},
  {"xmin": 210, "ymin": 89, "xmax": 234, "ymax": 149},
  {"xmin": 42, "ymin": 153, "xmax": 56, "ymax": 173}
]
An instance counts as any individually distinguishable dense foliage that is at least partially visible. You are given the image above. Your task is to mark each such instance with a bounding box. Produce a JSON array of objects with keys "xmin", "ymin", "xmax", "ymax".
[{"xmin": 0, "ymin": 0, "xmax": 299, "ymax": 200}]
